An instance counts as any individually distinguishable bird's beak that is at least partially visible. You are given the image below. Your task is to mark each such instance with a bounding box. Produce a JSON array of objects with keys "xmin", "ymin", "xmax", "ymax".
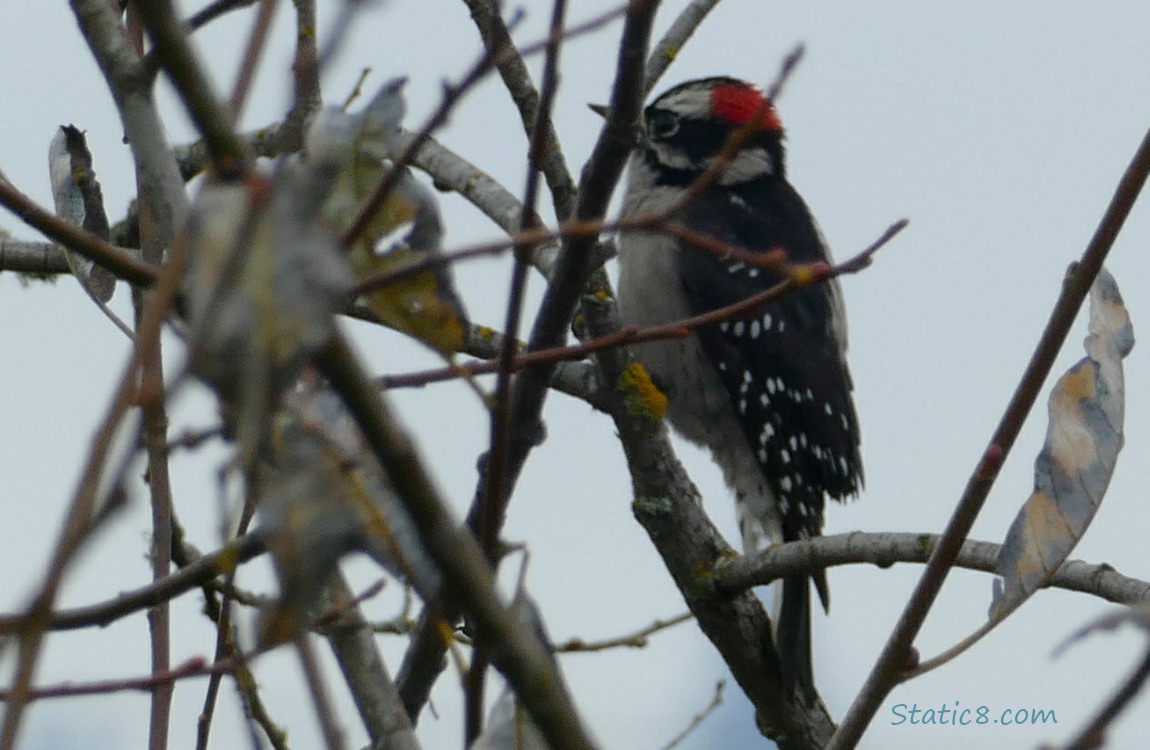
[{"xmin": 587, "ymin": 103, "xmax": 610, "ymax": 119}]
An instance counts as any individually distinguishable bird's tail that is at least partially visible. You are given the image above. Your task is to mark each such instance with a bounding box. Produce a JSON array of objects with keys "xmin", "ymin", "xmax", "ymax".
[{"xmin": 773, "ymin": 570, "xmax": 827, "ymax": 702}]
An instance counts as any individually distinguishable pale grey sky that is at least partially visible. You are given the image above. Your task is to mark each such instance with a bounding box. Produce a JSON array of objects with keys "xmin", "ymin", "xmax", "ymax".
[{"xmin": 2, "ymin": 3, "xmax": 1150, "ymax": 749}]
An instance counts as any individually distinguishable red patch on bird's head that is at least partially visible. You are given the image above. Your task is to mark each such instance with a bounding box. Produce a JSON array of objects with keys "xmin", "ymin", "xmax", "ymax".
[{"xmin": 710, "ymin": 82, "xmax": 782, "ymax": 132}]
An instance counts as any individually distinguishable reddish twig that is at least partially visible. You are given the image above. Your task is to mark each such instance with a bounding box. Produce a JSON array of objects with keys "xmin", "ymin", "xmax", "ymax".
[
  {"xmin": 378, "ymin": 219, "xmax": 906, "ymax": 391},
  {"xmin": 228, "ymin": 0, "xmax": 279, "ymax": 121},
  {"xmin": 0, "ymin": 658, "xmax": 234, "ymax": 702},
  {"xmin": 353, "ymin": 212, "xmax": 786, "ymax": 296}
]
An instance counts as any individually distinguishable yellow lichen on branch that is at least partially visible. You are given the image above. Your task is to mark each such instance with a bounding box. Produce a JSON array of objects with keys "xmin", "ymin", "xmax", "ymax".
[{"xmin": 618, "ymin": 362, "xmax": 668, "ymax": 419}]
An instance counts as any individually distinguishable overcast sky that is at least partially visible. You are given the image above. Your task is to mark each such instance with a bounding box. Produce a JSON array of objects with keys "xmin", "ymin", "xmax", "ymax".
[{"xmin": 3, "ymin": 3, "xmax": 1150, "ymax": 749}]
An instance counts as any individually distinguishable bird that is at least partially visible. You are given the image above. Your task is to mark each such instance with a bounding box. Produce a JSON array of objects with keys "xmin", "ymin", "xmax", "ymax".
[{"xmin": 615, "ymin": 76, "xmax": 863, "ymax": 699}]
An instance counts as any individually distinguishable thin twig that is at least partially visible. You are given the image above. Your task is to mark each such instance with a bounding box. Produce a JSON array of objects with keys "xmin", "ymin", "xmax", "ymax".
[
  {"xmin": 277, "ymin": 0, "xmax": 321, "ymax": 153},
  {"xmin": 481, "ymin": 0, "xmax": 569, "ymax": 561},
  {"xmin": 464, "ymin": 0, "xmax": 579, "ymax": 221},
  {"xmin": 141, "ymin": 289, "xmax": 176, "ymax": 750},
  {"xmin": 353, "ymin": 212, "xmax": 787, "ymax": 296},
  {"xmin": 469, "ymin": 1, "xmax": 569, "ymax": 738},
  {"xmin": 0, "ymin": 535, "xmax": 265, "ymax": 635},
  {"xmin": 1060, "ymin": 649, "xmax": 1150, "ymax": 750},
  {"xmin": 296, "ymin": 634, "xmax": 345, "ymax": 750},
  {"xmin": 341, "ymin": 67, "xmax": 372, "ymax": 110},
  {"xmin": 0, "ymin": 112, "xmax": 192, "ymax": 750},
  {"xmin": 377, "ymin": 219, "xmax": 905, "ymax": 390},
  {"xmin": 661, "ymin": 681, "xmax": 725, "ymax": 750},
  {"xmin": 197, "ymin": 482, "xmax": 263, "ymax": 749},
  {"xmin": 394, "ymin": 2, "xmax": 653, "ymax": 721},
  {"xmin": 187, "ymin": 0, "xmax": 262, "ymax": 31},
  {"xmin": 554, "ymin": 612, "xmax": 693, "ymax": 652},
  {"xmin": 194, "ymin": 598, "xmax": 238, "ymax": 750},
  {"xmin": 0, "ymin": 658, "xmax": 234, "ymax": 701},
  {"xmin": 229, "ymin": 0, "xmax": 280, "ymax": 121},
  {"xmin": 828, "ymin": 121, "xmax": 1150, "ymax": 750}
]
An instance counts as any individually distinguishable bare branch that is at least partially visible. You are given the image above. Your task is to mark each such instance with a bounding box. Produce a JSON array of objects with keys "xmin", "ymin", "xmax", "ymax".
[
  {"xmin": 0, "ymin": 178, "xmax": 158, "ymax": 286},
  {"xmin": 71, "ymin": 0, "xmax": 190, "ymax": 238},
  {"xmin": 132, "ymin": 0, "xmax": 250, "ymax": 177},
  {"xmin": 0, "ymin": 535, "xmax": 265, "ymax": 635},
  {"xmin": 554, "ymin": 612, "xmax": 692, "ymax": 653},
  {"xmin": 829, "ymin": 119, "xmax": 1150, "ymax": 750},
  {"xmin": 376, "ymin": 219, "xmax": 903, "ymax": 396},
  {"xmin": 643, "ymin": 0, "xmax": 724, "ymax": 94},
  {"xmin": 315, "ymin": 332, "xmax": 596, "ymax": 750},
  {"xmin": 0, "ymin": 239, "xmax": 70, "ymax": 275},
  {"xmin": 277, "ymin": 0, "xmax": 321, "ymax": 153},
  {"xmin": 395, "ymin": 1, "xmax": 661, "ymax": 719},
  {"xmin": 228, "ymin": 0, "xmax": 280, "ymax": 121},
  {"xmin": 187, "ymin": 0, "xmax": 262, "ymax": 31},
  {"xmin": 321, "ymin": 575, "xmax": 422, "ymax": 750},
  {"xmin": 0, "ymin": 657, "xmax": 234, "ymax": 702},
  {"xmin": 661, "ymin": 681, "xmax": 725, "ymax": 750},
  {"xmin": 469, "ymin": 5, "xmax": 571, "ymax": 734},
  {"xmin": 715, "ymin": 532, "xmax": 1150, "ymax": 606},
  {"xmin": 462, "ymin": 0, "xmax": 579, "ymax": 221},
  {"xmin": 341, "ymin": 2, "xmax": 626, "ymax": 248},
  {"xmin": 1058, "ymin": 617, "xmax": 1150, "ymax": 750}
]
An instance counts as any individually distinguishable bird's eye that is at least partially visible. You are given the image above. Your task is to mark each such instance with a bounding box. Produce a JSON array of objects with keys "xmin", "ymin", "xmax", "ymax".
[{"xmin": 648, "ymin": 110, "xmax": 680, "ymax": 139}]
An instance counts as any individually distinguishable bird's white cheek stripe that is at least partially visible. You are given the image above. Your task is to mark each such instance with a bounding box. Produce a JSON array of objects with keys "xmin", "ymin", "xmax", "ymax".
[{"xmin": 715, "ymin": 147, "xmax": 774, "ymax": 184}]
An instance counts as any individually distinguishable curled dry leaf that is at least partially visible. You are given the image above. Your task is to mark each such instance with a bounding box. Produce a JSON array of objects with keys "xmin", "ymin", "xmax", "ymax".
[
  {"xmin": 256, "ymin": 375, "xmax": 441, "ymax": 644},
  {"xmin": 182, "ymin": 151, "xmax": 353, "ymax": 455},
  {"xmin": 312, "ymin": 77, "xmax": 468, "ymax": 353},
  {"xmin": 48, "ymin": 125, "xmax": 116, "ymax": 301},
  {"xmin": 992, "ymin": 267, "xmax": 1135, "ymax": 619}
]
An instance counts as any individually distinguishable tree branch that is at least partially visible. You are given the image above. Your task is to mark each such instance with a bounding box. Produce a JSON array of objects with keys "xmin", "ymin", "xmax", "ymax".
[
  {"xmin": 829, "ymin": 119, "xmax": 1150, "ymax": 750},
  {"xmin": 0, "ymin": 179, "xmax": 157, "ymax": 286},
  {"xmin": 276, "ymin": 0, "xmax": 321, "ymax": 153},
  {"xmin": 394, "ymin": 0, "xmax": 660, "ymax": 720},
  {"xmin": 132, "ymin": 0, "xmax": 249, "ymax": 177},
  {"xmin": 321, "ymin": 575, "xmax": 422, "ymax": 750},
  {"xmin": 462, "ymin": 0, "xmax": 578, "ymax": 222},
  {"xmin": 643, "ymin": 0, "xmax": 724, "ymax": 94},
  {"xmin": 0, "ymin": 239, "xmax": 70, "ymax": 275},
  {"xmin": 314, "ymin": 332, "xmax": 596, "ymax": 750},
  {"xmin": 0, "ymin": 535, "xmax": 266, "ymax": 635},
  {"xmin": 714, "ymin": 532, "xmax": 1150, "ymax": 606}
]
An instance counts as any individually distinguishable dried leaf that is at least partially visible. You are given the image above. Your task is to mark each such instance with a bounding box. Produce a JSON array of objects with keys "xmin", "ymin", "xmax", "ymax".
[
  {"xmin": 48, "ymin": 125, "xmax": 116, "ymax": 301},
  {"xmin": 183, "ymin": 156, "xmax": 352, "ymax": 456},
  {"xmin": 311, "ymin": 78, "xmax": 468, "ymax": 353},
  {"xmin": 352, "ymin": 177, "xmax": 468, "ymax": 353},
  {"xmin": 255, "ymin": 376, "xmax": 441, "ymax": 643},
  {"xmin": 992, "ymin": 267, "xmax": 1134, "ymax": 618}
]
